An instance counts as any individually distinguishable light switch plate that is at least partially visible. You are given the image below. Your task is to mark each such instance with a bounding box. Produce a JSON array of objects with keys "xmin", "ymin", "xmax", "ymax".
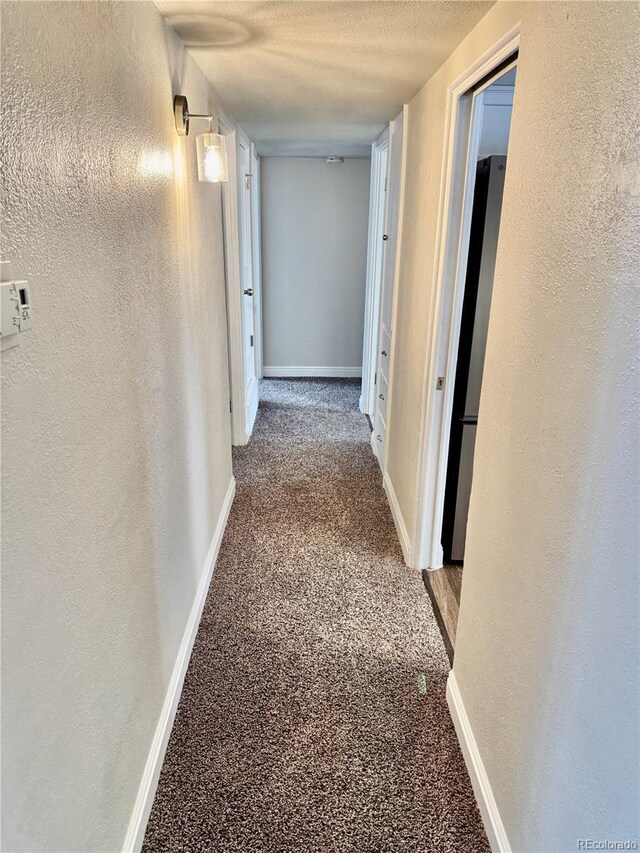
[
  {"xmin": 16, "ymin": 282, "xmax": 32, "ymax": 331},
  {"xmin": 1, "ymin": 262, "xmax": 31, "ymax": 349},
  {"xmin": 1, "ymin": 280, "xmax": 22, "ymax": 342}
]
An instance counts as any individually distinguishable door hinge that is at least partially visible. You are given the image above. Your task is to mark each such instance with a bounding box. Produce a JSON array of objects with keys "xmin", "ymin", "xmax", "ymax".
[
  {"xmin": 374, "ymin": 372, "xmax": 377, "ymax": 385},
  {"xmin": 250, "ymin": 334, "xmax": 254, "ymax": 347},
  {"xmin": 384, "ymin": 176, "xmax": 388, "ymax": 192},
  {"xmin": 436, "ymin": 376, "xmax": 445, "ymax": 390},
  {"xmin": 229, "ymin": 399, "xmax": 232, "ymax": 413}
]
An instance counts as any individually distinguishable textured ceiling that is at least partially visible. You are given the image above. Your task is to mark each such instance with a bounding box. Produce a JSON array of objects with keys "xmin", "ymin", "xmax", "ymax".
[{"xmin": 158, "ymin": 1, "xmax": 494, "ymax": 156}]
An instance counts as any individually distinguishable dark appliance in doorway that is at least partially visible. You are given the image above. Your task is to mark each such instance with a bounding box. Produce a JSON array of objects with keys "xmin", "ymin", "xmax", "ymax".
[{"xmin": 442, "ymin": 155, "xmax": 507, "ymax": 563}]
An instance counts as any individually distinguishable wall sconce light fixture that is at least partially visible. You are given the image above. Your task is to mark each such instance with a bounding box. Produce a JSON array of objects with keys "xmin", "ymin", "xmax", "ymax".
[{"xmin": 173, "ymin": 95, "xmax": 229, "ymax": 183}]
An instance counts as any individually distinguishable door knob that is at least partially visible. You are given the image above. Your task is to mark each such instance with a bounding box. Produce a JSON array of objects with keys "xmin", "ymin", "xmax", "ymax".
[
  {"xmin": 378, "ymin": 393, "xmax": 384, "ymax": 400},
  {"xmin": 382, "ymin": 234, "xmax": 389, "ymax": 241},
  {"xmin": 376, "ymin": 434, "xmax": 383, "ymax": 442},
  {"xmin": 244, "ymin": 288, "xmax": 254, "ymax": 296},
  {"xmin": 381, "ymin": 350, "xmax": 387, "ymax": 356}
]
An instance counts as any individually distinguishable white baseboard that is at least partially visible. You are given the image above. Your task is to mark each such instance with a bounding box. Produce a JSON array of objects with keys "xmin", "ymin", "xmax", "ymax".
[
  {"xmin": 122, "ymin": 476, "xmax": 236, "ymax": 853},
  {"xmin": 446, "ymin": 672, "xmax": 511, "ymax": 853},
  {"xmin": 263, "ymin": 366, "xmax": 362, "ymax": 378},
  {"xmin": 382, "ymin": 471, "xmax": 412, "ymax": 566}
]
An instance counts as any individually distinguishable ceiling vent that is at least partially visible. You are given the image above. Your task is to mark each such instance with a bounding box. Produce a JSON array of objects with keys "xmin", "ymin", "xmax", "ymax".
[{"xmin": 325, "ymin": 156, "xmax": 344, "ymax": 164}]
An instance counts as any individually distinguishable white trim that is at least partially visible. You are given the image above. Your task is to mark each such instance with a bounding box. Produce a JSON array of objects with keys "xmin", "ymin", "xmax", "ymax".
[
  {"xmin": 263, "ymin": 366, "xmax": 362, "ymax": 378},
  {"xmin": 250, "ymin": 146, "xmax": 264, "ymax": 379},
  {"xmin": 122, "ymin": 477, "xmax": 236, "ymax": 853},
  {"xmin": 446, "ymin": 672, "xmax": 511, "ymax": 853},
  {"xmin": 412, "ymin": 25, "xmax": 521, "ymax": 570},
  {"xmin": 381, "ymin": 105, "xmax": 409, "ymax": 479},
  {"xmin": 237, "ymin": 126, "xmax": 258, "ymax": 440},
  {"xmin": 220, "ymin": 115, "xmax": 260, "ymax": 446},
  {"xmin": 360, "ymin": 128, "xmax": 389, "ymax": 416},
  {"xmin": 219, "ymin": 114, "xmax": 247, "ymax": 446},
  {"xmin": 383, "ymin": 471, "xmax": 412, "ymax": 565}
]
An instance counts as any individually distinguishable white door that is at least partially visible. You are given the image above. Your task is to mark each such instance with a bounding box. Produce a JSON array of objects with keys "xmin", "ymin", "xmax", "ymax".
[
  {"xmin": 237, "ymin": 137, "xmax": 259, "ymax": 429},
  {"xmin": 250, "ymin": 146, "xmax": 263, "ymax": 378},
  {"xmin": 372, "ymin": 111, "xmax": 404, "ymax": 468},
  {"xmin": 360, "ymin": 130, "xmax": 389, "ymax": 417}
]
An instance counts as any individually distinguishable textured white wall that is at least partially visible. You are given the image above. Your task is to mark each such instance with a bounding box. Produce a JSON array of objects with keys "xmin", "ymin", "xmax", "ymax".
[
  {"xmin": 388, "ymin": 1, "xmax": 640, "ymax": 850},
  {"xmin": 1, "ymin": 2, "xmax": 233, "ymax": 850},
  {"xmin": 261, "ymin": 157, "xmax": 370, "ymax": 373}
]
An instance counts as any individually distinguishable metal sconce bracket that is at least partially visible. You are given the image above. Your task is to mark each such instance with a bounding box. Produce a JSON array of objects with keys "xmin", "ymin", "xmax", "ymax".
[{"xmin": 173, "ymin": 94, "xmax": 214, "ymax": 137}]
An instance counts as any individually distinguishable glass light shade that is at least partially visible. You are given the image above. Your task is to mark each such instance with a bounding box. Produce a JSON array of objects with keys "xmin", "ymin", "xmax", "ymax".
[{"xmin": 196, "ymin": 132, "xmax": 229, "ymax": 183}]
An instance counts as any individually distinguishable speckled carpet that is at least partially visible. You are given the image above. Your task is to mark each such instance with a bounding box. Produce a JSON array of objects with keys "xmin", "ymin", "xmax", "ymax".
[{"xmin": 143, "ymin": 378, "xmax": 489, "ymax": 852}]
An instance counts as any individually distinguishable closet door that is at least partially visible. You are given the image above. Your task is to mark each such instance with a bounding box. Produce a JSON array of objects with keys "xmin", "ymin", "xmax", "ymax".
[{"xmin": 372, "ymin": 111, "xmax": 404, "ymax": 469}]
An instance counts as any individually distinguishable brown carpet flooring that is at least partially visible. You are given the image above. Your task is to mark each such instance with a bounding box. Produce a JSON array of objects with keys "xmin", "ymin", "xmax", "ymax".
[{"xmin": 143, "ymin": 378, "xmax": 489, "ymax": 852}]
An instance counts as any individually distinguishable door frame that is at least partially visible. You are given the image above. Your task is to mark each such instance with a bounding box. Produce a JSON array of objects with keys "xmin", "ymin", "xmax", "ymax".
[
  {"xmin": 412, "ymin": 24, "xmax": 521, "ymax": 571},
  {"xmin": 236, "ymin": 126, "xmax": 260, "ymax": 434},
  {"xmin": 220, "ymin": 113, "xmax": 259, "ymax": 445},
  {"xmin": 250, "ymin": 144, "xmax": 264, "ymax": 379},
  {"xmin": 380, "ymin": 107, "xmax": 408, "ymax": 479},
  {"xmin": 360, "ymin": 127, "xmax": 389, "ymax": 416}
]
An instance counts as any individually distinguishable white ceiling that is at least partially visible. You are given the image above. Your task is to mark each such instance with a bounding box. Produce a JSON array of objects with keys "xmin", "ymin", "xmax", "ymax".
[{"xmin": 158, "ymin": 1, "xmax": 494, "ymax": 156}]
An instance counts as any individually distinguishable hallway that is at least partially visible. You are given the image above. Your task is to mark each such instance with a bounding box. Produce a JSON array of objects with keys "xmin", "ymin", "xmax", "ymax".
[{"xmin": 143, "ymin": 380, "xmax": 488, "ymax": 851}]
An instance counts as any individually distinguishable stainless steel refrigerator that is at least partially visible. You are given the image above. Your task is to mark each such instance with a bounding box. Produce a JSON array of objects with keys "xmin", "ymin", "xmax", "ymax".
[{"xmin": 442, "ymin": 155, "xmax": 507, "ymax": 562}]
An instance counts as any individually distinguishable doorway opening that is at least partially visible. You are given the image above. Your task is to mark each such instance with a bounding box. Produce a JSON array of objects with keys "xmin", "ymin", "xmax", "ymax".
[
  {"xmin": 442, "ymin": 67, "xmax": 516, "ymax": 566},
  {"xmin": 420, "ymin": 47, "xmax": 519, "ymax": 657}
]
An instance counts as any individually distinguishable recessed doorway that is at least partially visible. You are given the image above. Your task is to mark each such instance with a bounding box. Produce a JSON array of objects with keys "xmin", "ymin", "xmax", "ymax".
[{"xmin": 421, "ymin": 52, "xmax": 518, "ymax": 656}]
